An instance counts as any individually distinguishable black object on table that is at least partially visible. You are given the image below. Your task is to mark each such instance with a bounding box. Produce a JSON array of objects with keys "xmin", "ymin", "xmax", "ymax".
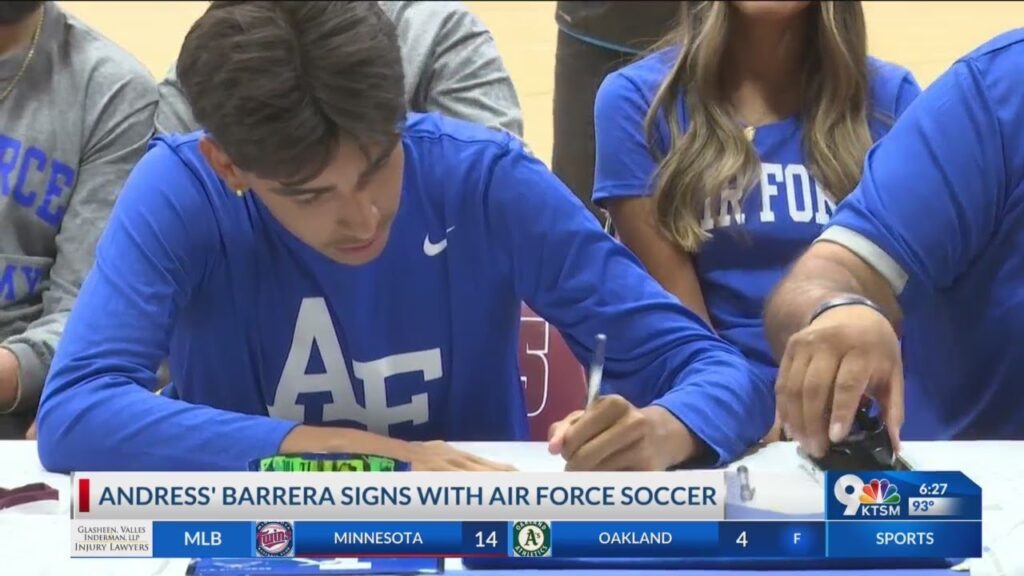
[{"xmin": 805, "ymin": 403, "xmax": 913, "ymax": 472}]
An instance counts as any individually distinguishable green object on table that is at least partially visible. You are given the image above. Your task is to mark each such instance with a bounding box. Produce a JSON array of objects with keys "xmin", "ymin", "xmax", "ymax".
[{"xmin": 248, "ymin": 453, "xmax": 410, "ymax": 472}]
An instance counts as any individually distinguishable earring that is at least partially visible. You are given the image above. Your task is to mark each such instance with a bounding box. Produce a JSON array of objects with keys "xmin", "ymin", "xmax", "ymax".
[{"xmin": 234, "ymin": 188, "xmax": 245, "ymax": 198}]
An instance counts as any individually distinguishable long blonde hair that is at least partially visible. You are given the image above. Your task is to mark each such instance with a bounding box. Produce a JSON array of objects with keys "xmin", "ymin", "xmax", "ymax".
[{"xmin": 646, "ymin": 1, "xmax": 872, "ymax": 252}]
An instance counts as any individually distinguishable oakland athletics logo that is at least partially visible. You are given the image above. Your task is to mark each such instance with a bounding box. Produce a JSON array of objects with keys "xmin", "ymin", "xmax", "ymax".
[{"xmin": 512, "ymin": 521, "xmax": 551, "ymax": 557}]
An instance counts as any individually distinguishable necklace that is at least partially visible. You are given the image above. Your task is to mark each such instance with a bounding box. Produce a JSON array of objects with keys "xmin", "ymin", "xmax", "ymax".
[{"xmin": 0, "ymin": 6, "xmax": 45, "ymax": 104}]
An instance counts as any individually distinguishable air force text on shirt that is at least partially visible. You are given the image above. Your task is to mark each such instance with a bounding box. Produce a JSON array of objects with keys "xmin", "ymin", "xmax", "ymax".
[
  {"xmin": 700, "ymin": 162, "xmax": 837, "ymax": 230},
  {"xmin": 0, "ymin": 133, "xmax": 74, "ymax": 229}
]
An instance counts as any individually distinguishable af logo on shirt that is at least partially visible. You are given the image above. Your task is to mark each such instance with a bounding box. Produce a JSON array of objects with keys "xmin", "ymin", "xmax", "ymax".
[{"xmin": 268, "ymin": 297, "xmax": 439, "ymax": 434}]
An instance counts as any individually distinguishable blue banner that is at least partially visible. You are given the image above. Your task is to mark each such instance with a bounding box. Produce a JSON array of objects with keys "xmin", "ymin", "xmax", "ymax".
[
  {"xmin": 546, "ymin": 521, "xmax": 717, "ymax": 558},
  {"xmin": 827, "ymin": 520, "xmax": 982, "ymax": 558},
  {"xmin": 825, "ymin": 472, "xmax": 981, "ymax": 521},
  {"xmin": 145, "ymin": 519, "xmax": 978, "ymax": 560},
  {"xmin": 293, "ymin": 521, "xmax": 470, "ymax": 556},
  {"xmin": 718, "ymin": 522, "xmax": 825, "ymax": 558},
  {"xmin": 153, "ymin": 521, "xmax": 252, "ymax": 558}
]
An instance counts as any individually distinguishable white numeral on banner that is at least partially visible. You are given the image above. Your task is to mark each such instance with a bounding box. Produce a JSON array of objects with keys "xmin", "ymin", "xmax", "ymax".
[
  {"xmin": 737, "ymin": 531, "xmax": 748, "ymax": 548},
  {"xmin": 476, "ymin": 531, "xmax": 499, "ymax": 548}
]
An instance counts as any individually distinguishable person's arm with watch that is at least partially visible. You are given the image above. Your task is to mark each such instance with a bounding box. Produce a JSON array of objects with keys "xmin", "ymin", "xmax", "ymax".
[
  {"xmin": 765, "ymin": 48, "xmax": 1012, "ymax": 461},
  {"xmin": 764, "ymin": 240, "xmax": 905, "ymax": 461}
]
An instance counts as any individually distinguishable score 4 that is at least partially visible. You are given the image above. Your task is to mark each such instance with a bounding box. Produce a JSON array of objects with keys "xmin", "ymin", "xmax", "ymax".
[{"xmin": 719, "ymin": 522, "xmax": 825, "ymax": 558}]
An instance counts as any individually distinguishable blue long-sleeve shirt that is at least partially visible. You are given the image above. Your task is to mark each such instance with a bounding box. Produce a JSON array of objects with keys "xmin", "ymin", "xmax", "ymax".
[
  {"xmin": 38, "ymin": 113, "xmax": 773, "ymax": 471},
  {"xmin": 819, "ymin": 29, "xmax": 1024, "ymax": 439}
]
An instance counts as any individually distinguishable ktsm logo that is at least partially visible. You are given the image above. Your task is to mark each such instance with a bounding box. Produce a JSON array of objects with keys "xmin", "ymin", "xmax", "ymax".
[{"xmin": 834, "ymin": 475, "xmax": 901, "ymax": 517}]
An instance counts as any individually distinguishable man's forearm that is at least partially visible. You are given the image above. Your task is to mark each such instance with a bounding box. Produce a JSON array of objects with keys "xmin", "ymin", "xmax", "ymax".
[
  {"xmin": 0, "ymin": 348, "xmax": 19, "ymax": 412},
  {"xmin": 2, "ymin": 315, "xmax": 64, "ymax": 413},
  {"xmin": 765, "ymin": 243, "xmax": 903, "ymax": 362}
]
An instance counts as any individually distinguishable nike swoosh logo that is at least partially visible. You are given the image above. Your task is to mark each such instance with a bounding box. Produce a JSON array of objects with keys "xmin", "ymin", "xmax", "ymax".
[{"xmin": 423, "ymin": 226, "xmax": 455, "ymax": 256}]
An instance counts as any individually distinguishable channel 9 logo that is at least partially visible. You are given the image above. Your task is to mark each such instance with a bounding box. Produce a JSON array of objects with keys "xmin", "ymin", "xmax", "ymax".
[{"xmin": 834, "ymin": 475, "xmax": 902, "ymax": 517}]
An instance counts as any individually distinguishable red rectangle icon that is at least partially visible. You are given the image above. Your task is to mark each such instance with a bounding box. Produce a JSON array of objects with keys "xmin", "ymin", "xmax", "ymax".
[{"xmin": 78, "ymin": 478, "xmax": 89, "ymax": 513}]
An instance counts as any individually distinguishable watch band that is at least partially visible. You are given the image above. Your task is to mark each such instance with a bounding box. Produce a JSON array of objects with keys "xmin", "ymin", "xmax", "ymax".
[{"xmin": 808, "ymin": 295, "xmax": 885, "ymax": 326}]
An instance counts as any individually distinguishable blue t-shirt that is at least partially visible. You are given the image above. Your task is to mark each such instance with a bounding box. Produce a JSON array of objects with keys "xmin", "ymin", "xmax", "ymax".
[
  {"xmin": 37, "ymin": 113, "xmax": 774, "ymax": 471},
  {"xmin": 593, "ymin": 49, "xmax": 920, "ymax": 384},
  {"xmin": 820, "ymin": 29, "xmax": 1024, "ymax": 440}
]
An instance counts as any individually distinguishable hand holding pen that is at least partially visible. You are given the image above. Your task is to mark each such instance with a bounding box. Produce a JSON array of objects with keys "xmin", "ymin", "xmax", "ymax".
[{"xmin": 547, "ymin": 333, "xmax": 696, "ymax": 471}]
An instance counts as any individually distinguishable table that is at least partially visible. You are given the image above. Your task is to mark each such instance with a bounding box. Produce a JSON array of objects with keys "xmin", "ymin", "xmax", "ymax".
[{"xmin": 1, "ymin": 440, "xmax": 1019, "ymax": 576}]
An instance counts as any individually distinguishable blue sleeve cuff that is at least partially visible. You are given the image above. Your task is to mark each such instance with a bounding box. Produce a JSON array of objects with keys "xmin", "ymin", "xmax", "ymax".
[
  {"xmin": 592, "ymin": 183, "xmax": 652, "ymax": 206},
  {"xmin": 652, "ymin": 397, "xmax": 744, "ymax": 468},
  {"xmin": 652, "ymin": 371, "xmax": 773, "ymax": 468}
]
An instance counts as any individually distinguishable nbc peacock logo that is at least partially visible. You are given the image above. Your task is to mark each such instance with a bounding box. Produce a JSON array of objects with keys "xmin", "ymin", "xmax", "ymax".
[
  {"xmin": 861, "ymin": 479, "xmax": 901, "ymax": 505},
  {"xmin": 835, "ymin": 475, "xmax": 902, "ymax": 517}
]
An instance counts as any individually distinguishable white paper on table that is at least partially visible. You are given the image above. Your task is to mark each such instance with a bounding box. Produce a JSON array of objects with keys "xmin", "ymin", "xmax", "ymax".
[
  {"xmin": 724, "ymin": 442, "xmax": 825, "ymax": 519},
  {"xmin": 903, "ymin": 442, "xmax": 1024, "ymax": 576},
  {"xmin": 453, "ymin": 441, "xmax": 565, "ymax": 472},
  {"xmin": 0, "ymin": 515, "xmax": 189, "ymax": 576}
]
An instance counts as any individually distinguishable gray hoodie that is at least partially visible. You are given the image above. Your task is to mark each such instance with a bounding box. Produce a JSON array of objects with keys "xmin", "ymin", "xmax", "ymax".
[
  {"xmin": 0, "ymin": 2, "xmax": 157, "ymax": 415},
  {"xmin": 157, "ymin": 1, "xmax": 523, "ymax": 136}
]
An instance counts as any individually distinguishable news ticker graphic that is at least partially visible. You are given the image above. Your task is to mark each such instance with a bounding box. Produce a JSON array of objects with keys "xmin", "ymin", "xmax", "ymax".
[
  {"xmin": 70, "ymin": 519, "xmax": 982, "ymax": 559},
  {"xmin": 72, "ymin": 471, "xmax": 726, "ymax": 521},
  {"xmin": 69, "ymin": 470, "xmax": 982, "ymax": 560}
]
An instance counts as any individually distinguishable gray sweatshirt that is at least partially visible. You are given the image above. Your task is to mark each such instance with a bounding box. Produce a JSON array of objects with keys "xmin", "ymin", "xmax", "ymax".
[
  {"xmin": 0, "ymin": 2, "xmax": 157, "ymax": 414},
  {"xmin": 157, "ymin": 1, "xmax": 523, "ymax": 136}
]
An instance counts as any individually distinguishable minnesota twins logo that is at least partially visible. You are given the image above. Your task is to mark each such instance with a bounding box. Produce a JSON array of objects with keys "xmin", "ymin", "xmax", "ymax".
[{"xmin": 256, "ymin": 521, "xmax": 294, "ymax": 557}]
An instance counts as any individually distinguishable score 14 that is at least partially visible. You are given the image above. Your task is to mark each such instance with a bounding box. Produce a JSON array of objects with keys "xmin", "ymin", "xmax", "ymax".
[
  {"xmin": 462, "ymin": 522, "xmax": 507, "ymax": 556},
  {"xmin": 476, "ymin": 531, "xmax": 499, "ymax": 548}
]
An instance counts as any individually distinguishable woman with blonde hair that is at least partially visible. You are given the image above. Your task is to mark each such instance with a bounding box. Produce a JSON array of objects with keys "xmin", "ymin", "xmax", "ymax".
[{"xmin": 593, "ymin": 1, "xmax": 920, "ymax": 392}]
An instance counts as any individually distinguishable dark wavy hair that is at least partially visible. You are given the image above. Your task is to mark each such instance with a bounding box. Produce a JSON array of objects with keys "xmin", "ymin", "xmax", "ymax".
[{"xmin": 177, "ymin": 1, "xmax": 407, "ymax": 184}]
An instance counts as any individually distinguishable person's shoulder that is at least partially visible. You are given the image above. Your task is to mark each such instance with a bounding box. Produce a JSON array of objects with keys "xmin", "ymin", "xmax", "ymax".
[
  {"xmin": 603, "ymin": 47, "xmax": 677, "ymax": 102},
  {"xmin": 138, "ymin": 132, "xmax": 228, "ymax": 202},
  {"xmin": 867, "ymin": 56, "xmax": 915, "ymax": 88},
  {"xmin": 148, "ymin": 131, "xmax": 205, "ymax": 160},
  {"xmin": 866, "ymin": 56, "xmax": 917, "ymax": 112},
  {"xmin": 596, "ymin": 47, "xmax": 678, "ymax": 140},
  {"xmin": 110, "ymin": 133, "xmax": 240, "ymax": 266},
  {"xmin": 379, "ymin": 0, "xmax": 487, "ymax": 44},
  {"xmin": 404, "ymin": 112, "xmax": 525, "ymax": 158},
  {"xmin": 402, "ymin": 113, "xmax": 544, "ymax": 209},
  {"xmin": 128, "ymin": 133, "xmax": 248, "ymax": 233},
  {"xmin": 59, "ymin": 7, "xmax": 156, "ymax": 94},
  {"xmin": 959, "ymin": 27, "xmax": 1024, "ymax": 63},
  {"xmin": 380, "ymin": 0, "xmax": 477, "ymax": 26},
  {"xmin": 954, "ymin": 28, "xmax": 1024, "ymax": 85}
]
